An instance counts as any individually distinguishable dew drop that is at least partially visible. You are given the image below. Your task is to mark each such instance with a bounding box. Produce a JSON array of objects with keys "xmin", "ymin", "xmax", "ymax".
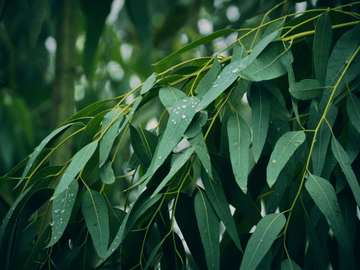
[
  {"xmin": 272, "ymin": 159, "xmax": 276, "ymax": 164},
  {"xmin": 234, "ymin": 142, "xmax": 238, "ymax": 146},
  {"xmin": 183, "ymin": 99, "xmax": 187, "ymax": 102},
  {"xmin": 54, "ymin": 237, "xmax": 57, "ymax": 240},
  {"xmin": 212, "ymin": 84, "xmax": 218, "ymax": 87},
  {"xmin": 176, "ymin": 112, "xmax": 179, "ymax": 114},
  {"xmin": 54, "ymin": 210, "xmax": 59, "ymax": 213},
  {"xmin": 50, "ymin": 221, "xmax": 55, "ymax": 226},
  {"xmin": 172, "ymin": 119, "xmax": 174, "ymax": 122},
  {"xmin": 61, "ymin": 210, "xmax": 65, "ymax": 213},
  {"xmin": 232, "ymin": 68, "xmax": 239, "ymax": 73},
  {"xmin": 217, "ymin": 76, "xmax": 221, "ymax": 79},
  {"xmin": 174, "ymin": 121, "xmax": 177, "ymax": 124},
  {"xmin": 182, "ymin": 115, "xmax": 186, "ymax": 119},
  {"xmin": 182, "ymin": 105, "xmax": 187, "ymax": 108},
  {"xmin": 173, "ymin": 109, "xmax": 176, "ymax": 112},
  {"xmin": 112, "ymin": 248, "xmax": 115, "ymax": 251},
  {"xmin": 192, "ymin": 105, "xmax": 195, "ymax": 108},
  {"xmin": 158, "ymin": 156, "xmax": 162, "ymax": 160}
]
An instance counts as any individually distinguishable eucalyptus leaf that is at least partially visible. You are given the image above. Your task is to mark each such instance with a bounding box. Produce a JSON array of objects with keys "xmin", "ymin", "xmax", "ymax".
[
  {"xmin": 29, "ymin": 0, "xmax": 47, "ymax": 53},
  {"xmin": 267, "ymin": 131, "xmax": 305, "ymax": 187},
  {"xmin": 331, "ymin": 136, "xmax": 360, "ymax": 208},
  {"xmin": 346, "ymin": 93, "xmax": 360, "ymax": 134},
  {"xmin": 189, "ymin": 132, "xmax": 213, "ymax": 179},
  {"xmin": 99, "ymin": 161, "xmax": 115, "ymax": 184},
  {"xmin": 227, "ymin": 112, "xmax": 251, "ymax": 193},
  {"xmin": 99, "ymin": 109, "xmax": 124, "ymax": 167},
  {"xmin": 251, "ymin": 83, "xmax": 270, "ymax": 162},
  {"xmin": 305, "ymin": 174, "xmax": 356, "ymax": 267},
  {"xmin": 314, "ymin": 11, "xmax": 332, "ymax": 85},
  {"xmin": 159, "ymin": 85, "xmax": 187, "ymax": 112},
  {"xmin": 141, "ymin": 73, "xmax": 156, "ymax": 95},
  {"xmin": 281, "ymin": 258, "xmax": 302, "ymax": 270},
  {"xmin": 240, "ymin": 213, "xmax": 286, "ymax": 270},
  {"xmin": 47, "ymin": 179, "xmax": 78, "ymax": 247},
  {"xmin": 289, "ymin": 79, "xmax": 323, "ymax": 100},
  {"xmin": 53, "ymin": 141, "xmax": 98, "ymax": 198},
  {"xmin": 195, "ymin": 189, "xmax": 220, "ymax": 270},
  {"xmin": 82, "ymin": 189, "xmax": 109, "ymax": 259}
]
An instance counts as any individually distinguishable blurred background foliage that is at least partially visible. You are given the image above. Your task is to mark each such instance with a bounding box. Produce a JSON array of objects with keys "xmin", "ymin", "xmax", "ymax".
[{"xmin": 0, "ymin": 0, "xmax": 358, "ymax": 206}]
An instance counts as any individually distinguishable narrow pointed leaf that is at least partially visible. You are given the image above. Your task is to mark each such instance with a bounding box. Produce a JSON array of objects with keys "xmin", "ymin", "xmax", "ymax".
[
  {"xmin": 227, "ymin": 113, "xmax": 251, "ymax": 193},
  {"xmin": 144, "ymin": 237, "xmax": 167, "ymax": 270},
  {"xmin": 141, "ymin": 73, "xmax": 156, "ymax": 95},
  {"xmin": 153, "ymin": 29, "xmax": 236, "ymax": 66},
  {"xmin": 47, "ymin": 179, "xmax": 78, "ymax": 247},
  {"xmin": 194, "ymin": 189, "xmax": 220, "ymax": 270},
  {"xmin": 29, "ymin": 0, "xmax": 47, "ymax": 52},
  {"xmin": 231, "ymin": 43, "xmax": 248, "ymax": 62},
  {"xmin": 152, "ymin": 146, "xmax": 195, "ymax": 197},
  {"xmin": 236, "ymin": 42, "xmax": 293, "ymax": 82},
  {"xmin": 102, "ymin": 194, "xmax": 162, "ymax": 263},
  {"xmin": 99, "ymin": 109, "xmax": 124, "ymax": 167},
  {"xmin": 17, "ymin": 123, "xmax": 72, "ymax": 189},
  {"xmin": 201, "ymin": 167, "xmax": 242, "ymax": 251},
  {"xmin": 267, "ymin": 131, "xmax": 305, "ymax": 187},
  {"xmin": 198, "ymin": 58, "xmax": 249, "ymax": 109},
  {"xmin": 151, "ymin": 97, "xmax": 200, "ymax": 174},
  {"xmin": 312, "ymin": 106, "xmax": 338, "ymax": 175},
  {"xmin": 251, "ymin": 83, "xmax": 270, "ymax": 162},
  {"xmin": 305, "ymin": 174, "xmax": 356, "ymax": 267},
  {"xmin": 183, "ymin": 111, "xmax": 208, "ymax": 139},
  {"xmin": 79, "ymin": 110, "xmax": 107, "ymax": 149},
  {"xmin": 240, "ymin": 213, "xmax": 286, "ymax": 270},
  {"xmin": 281, "ymin": 259, "xmax": 302, "ymax": 270},
  {"xmin": 289, "ymin": 79, "xmax": 323, "ymax": 100},
  {"xmin": 346, "ymin": 93, "xmax": 360, "ymax": 134},
  {"xmin": 247, "ymin": 31, "xmax": 279, "ymax": 63},
  {"xmin": 53, "ymin": 141, "xmax": 98, "ymax": 198},
  {"xmin": 189, "ymin": 132, "xmax": 213, "ymax": 179},
  {"xmin": 82, "ymin": 189, "xmax": 109, "ymax": 259},
  {"xmin": 331, "ymin": 136, "xmax": 360, "ymax": 208},
  {"xmin": 346, "ymin": 121, "xmax": 360, "ymax": 163},
  {"xmin": 314, "ymin": 11, "xmax": 332, "ymax": 85},
  {"xmin": 99, "ymin": 161, "xmax": 115, "ymax": 184},
  {"xmin": 118, "ymin": 96, "xmax": 143, "ymax": 134},
  {"xmin": 195, "ymin": 56, "xmax": 221, "ymax": 96},
  {"xmin": 159, "ymin": 85, "xmax": 187, "ymax": 112}
]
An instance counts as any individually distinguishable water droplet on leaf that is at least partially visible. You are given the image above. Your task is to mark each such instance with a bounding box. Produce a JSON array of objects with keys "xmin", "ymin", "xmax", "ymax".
[{"xmin": 272, "ymin": 159, "xmax": 276, "ymax": 164}]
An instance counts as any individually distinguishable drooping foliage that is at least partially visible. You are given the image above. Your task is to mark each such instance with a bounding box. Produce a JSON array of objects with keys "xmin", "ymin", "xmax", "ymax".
[{"xmin": 1, "ymin": 1, "xmax": 360, "ymax": 269}]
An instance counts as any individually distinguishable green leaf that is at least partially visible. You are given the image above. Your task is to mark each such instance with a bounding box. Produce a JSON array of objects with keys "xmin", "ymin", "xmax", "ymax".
[
  {"xmin": 53, "ymin": 141, "xmax": 98, "ymax": 198},
  {"xmin": 141, "ymin": 73, "xmax": 156, "ymax": 95},
  {"xmin": 150, "ymin": 97, "xmax": 201, "ymax": 174},
  {"xmin": 159, "ymin": 85, "xmax": 187, "ymax": 112},
  {"xmin": 47, "ymin": 179, "xmax": 78, "ymax": 247},
  {"xmin": 346, "ymin": 121, "xmax": 360, "ymax": 164},
  {"xmin": 267, "ymin": 171, "xmax": 288, "ymax": 214},
  {"xmin": 227, "ymin": 112, "xmax": 251, "ymax": 193},
  {"xmin": 240, "ymin": 213, "xmax": 286, "ymax": 270},
  {"xmin": 331, "ymin": 136, "xmax": 360, "ymax": 208},
  {"xmin": 153, "ymin": 29, "xmax": 236, "ymax": 66},
  {"xmin": 262, "ymin": 81, "xmax": 290, "ymax": 119},
  {"xmin": 201, "ymin": 167, "xmax": 242, "ymax": 251},
  {"xmin": 304, "ymin": 211, "xmax": 327, "ymax": 270},
  {"xmin": 175, "ymin": 193, "xmax": 207, "ymax": 269},
  {"xmin": 62, "ymin": 98, "xmax": 116, "ymax": 126},
  {"xmin": 99, "ymin": 161, "xmax": 115, "ymax": 184},
  {"xmin": 194, "ymin": 189, "xmax": 220, "ymax": 270},
  {"xmin": 289, "ymin": 79, "xmax": 323, "ymax": 100},
  {"xmin": 305, "ymin": 174, "xmax": 356, "ymax": 267},
  {"xmin": 28, "ymin": 0, "xmax": 47, "ymax": 53},
  {"xmin": 129, "ymin": 125, "xmax": 158, "ymax": 171},
  {"xmin": 263, "ymin": 20, "xmax": 284, "ymax": 40},
  {"xmin": 143, "ymin": 237, "xmax": 166, "ymax": 270},
  {"xmin": 314, "ymin": 11, "xmax": 333, "ymax": 85},
  {"xmin": 231, "ymin": 43, "xmax": 248, "ymax": 62},
  {"xmin": 100, "ymin": 193, "xmax": 162, "ymax": 264},
  {"xmin": 247, "ymin": 31, "xmax": 279, "ymax": 63},
  {"xmin": 198, "ymin": 59, "xmax": 248, "ymax": 109},
  {"xmin": 16, "ymin": 123, "xmax": 73, "ymax": 189},
  {"xmin": 251, "ymin": 83, "xmax": 270, "ymax": 162},
  {"xmin": 281, "ymin": 258, "xmax": 302, "ymax": 270},
  {"xmin": 125, "ymin": 0, "xmax": 150, "ymax": 43},
  {"xmin": 212, "ymin": 154, "xmax": 262, "ymax": 225},
  {"xmin": 195, "ymin": 57, "xmax": 222, "ymax": 97},
  {"xmin": 152, "ymin": 146, "xmax": 195, "ymax": 197},
  {"xmin": 57, "ymin": 247, "xmax": 82, "ymax": 270},
  {"xmin": 238, "ymin": 14, "xmax": 271, "ymax": 50},
  {"xmin": 183, "ymin": 111, "xmax": 208, "ymax": 139},
  {"xmin": 189, "ymin": 132, "xmax": 213, "ymax": 179},
  {"xmin": 82, "ymin": 189, "xmax": 109, "ymax": 259},
  {"xmin": 236, "ymin": 42, "xmax": 293, "ymax": 81},
  {"xmin": 99, "ymin": 109, "xmax": 124, "ymax": 167},
  {"xmin": 267, "ymin": 131, "xmax": 305, "ymax": 187},
  {"xmin": 22, "ymin": 225, "xmax": 51, "ymax": 270},
  {"xmin": 79, "ymin": 110, "xmax": 107, "ymax": 149},
  {"xmin": 311, "ymin": 106, "xmax": 338, "ymax": 175},
  {"xmin": 346, "ymin": 93, "xmax": 360, "ymax": 134}
]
